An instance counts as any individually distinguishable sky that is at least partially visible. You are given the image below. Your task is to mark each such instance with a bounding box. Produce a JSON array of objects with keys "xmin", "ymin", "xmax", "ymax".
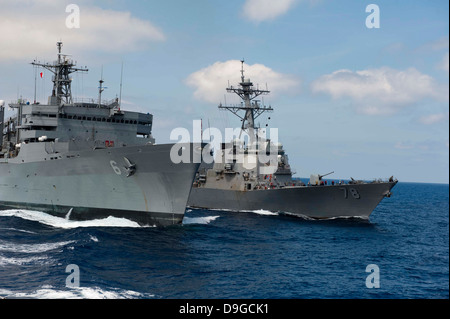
[{"xmin": 0, "ymin": 0, "xmax": 448, "ymax": 183}]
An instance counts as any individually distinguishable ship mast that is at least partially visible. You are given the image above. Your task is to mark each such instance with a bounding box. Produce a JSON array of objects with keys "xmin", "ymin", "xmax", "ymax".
[
  {"xmin": 98, "ymin": 66, "xmax": 107, "ymax": 107},
  {"xmin": 218, "ymin": 60, "xmax": 273, "ymax": 143},
  {"xmin": 0, "ymin": 101, "xmax": 4, "ymax": 150},
  {"xmin": 31, "ymin": 42, "xmax": 88, "ymax": 106}
]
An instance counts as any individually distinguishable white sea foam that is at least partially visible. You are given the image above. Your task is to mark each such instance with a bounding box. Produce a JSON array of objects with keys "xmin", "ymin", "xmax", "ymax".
[
  {"xmin": 0, "ymin": 210, "xmax": 142, "ymax": 229},
  {"xmin": 0, "ymin": 227, "xmax": 36, "ymax": 234},
  {"xmin": 0, "ymin": 255, "xmax": 51, "ymax": 266},
  {"xmin": 183, "ymin": 216, "xmax": 220, "ymax": 225},
  {"xmin": 280, "ymin": 211, "xmax": 315, "ymax": 220},
  {"xmin": 88, "ymin": 235, "xmax": 99, "ymax": 242},
  {"xmin": 195, "ymin": 207, "xmax": 279, "ymax": 216},
  {"xmin": 0, "ymin": 285, "xmax": 154, "ymax": 299},
  {"xmin": 247, "ymin": 209, "xmax": 279, "ymax": 216},
  {"xmin": 0, "ymin": 240, "xmax": 75, "ymax": 253},
  {"xmin": 281, "ymin": 211, "xmax": 369, "ymax": 221}
]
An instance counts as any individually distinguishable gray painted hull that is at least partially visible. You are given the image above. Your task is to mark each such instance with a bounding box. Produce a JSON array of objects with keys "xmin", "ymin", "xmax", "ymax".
[
  {"xmin": 0, "ymin": 143, "xmax": 200, "ymax": 226},
  {"xmin": 188, "ymin": 181, "xmax": 397, "ymax": 219}
]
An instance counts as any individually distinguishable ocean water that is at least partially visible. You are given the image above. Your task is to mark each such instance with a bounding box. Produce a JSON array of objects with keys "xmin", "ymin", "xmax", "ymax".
[{"xmin": 0, "ymin": 182, "xmax": 448, "ymax": 299}]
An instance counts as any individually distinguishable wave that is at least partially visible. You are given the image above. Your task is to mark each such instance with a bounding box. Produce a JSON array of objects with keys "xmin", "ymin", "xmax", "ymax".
[
  {"xmin": 0, "ymin": 285, "xmax": 154, "ymax": 299},
  {"xmin": 193, "ymin": 207, "xmax": 279, "ymax": 216},
  {"xmin": 246, "ymin": 209, "xmax": 279, "ymax": 216},
  {"xmin": 0, "ymin": 209, "xmax": 224, "ymax": 229},
  {"xmin": 0, "ymin": 255, "xmax": 51, "ymax": 266},
  {"xmin": 183, "ymin": 216, "xmax": 220, "ymax": 225},
  {"xmin": 0, "ymin": 239, "xmax": 74, "ymax": 267},
  {"xmin": 0, "ymin": 227, "xmax": 37, "ymax": 234},
  {"xmin": 88, "ymin": 235, "xmax": 99, "ymax": 242},
  {"xmin": 0, "ymin": 240, "xmax": 75, "ymax": 253},
  {"xmin": 0, "ymin": 210, "xmax": 143, "ymax": 229},
  {"xmin": 280, "ymin": 211, "xmax": 369, "ymax": 221}
]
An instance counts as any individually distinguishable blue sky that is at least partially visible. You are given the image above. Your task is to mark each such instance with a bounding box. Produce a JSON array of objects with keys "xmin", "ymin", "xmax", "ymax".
[{"xmin": 0, "ymin": 0, "xmax": 448, "ymax": 183}]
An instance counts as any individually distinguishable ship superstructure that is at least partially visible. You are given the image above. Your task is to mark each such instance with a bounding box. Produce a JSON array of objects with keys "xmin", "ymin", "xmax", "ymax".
[
  {"xmin": 0, "ymin": 42, "xmax": 200, "ymax": 226},
  {"xmin": 188, "ymin": 61, "xmax": 397, "ymax": 219}
]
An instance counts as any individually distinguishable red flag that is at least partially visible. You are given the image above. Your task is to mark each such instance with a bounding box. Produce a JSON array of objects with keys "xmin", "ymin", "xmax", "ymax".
[{"xmin": 40, "ymin": 72, "xmax": 43, "ymax": 78}]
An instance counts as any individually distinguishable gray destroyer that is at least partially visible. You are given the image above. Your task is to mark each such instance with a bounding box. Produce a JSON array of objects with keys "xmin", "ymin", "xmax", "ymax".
[
  {"xmin": 188, "ymin": 61, "xmax": 397, "ymax": 219},
  {"xmin": 0, "ymin": 42, "xmax": 200, "ymax": 226}
]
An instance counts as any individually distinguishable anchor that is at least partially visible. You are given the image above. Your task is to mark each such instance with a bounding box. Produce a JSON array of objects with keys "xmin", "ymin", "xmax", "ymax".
[{"xmin": 123, "ymin": 157, "xmax": 136, "ymax": 177}]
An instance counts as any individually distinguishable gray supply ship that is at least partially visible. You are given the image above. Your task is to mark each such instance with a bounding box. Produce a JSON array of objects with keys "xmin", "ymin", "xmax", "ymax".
[
  {"xmin": 188, "ymin": 60, "xmax": 397, "ymax": 219},
  {"xmin": 0, "ymin": 42, "xmax": 200, "ymax": 226}
]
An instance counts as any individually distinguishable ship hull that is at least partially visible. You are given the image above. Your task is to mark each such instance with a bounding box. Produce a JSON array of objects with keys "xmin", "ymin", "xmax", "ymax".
[
  {"xmin": 0, "ymin": 143, "xmax": 200, "ymax": 226},
  {"xmin": 188, "ymin": 181, "xmax": 397, "ymax": 219}
]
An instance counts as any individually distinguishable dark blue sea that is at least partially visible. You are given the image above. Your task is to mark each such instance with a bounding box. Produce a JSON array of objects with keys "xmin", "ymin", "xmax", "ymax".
[{"xmin": 0, "ymin": 182, "xmax": 448, "ymax": 299}]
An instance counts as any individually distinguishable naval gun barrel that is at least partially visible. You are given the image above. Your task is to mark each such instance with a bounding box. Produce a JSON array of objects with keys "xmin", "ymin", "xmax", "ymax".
[{"xmin": 319, "ymin": 171, "xmax": 334, "ymax": 179}]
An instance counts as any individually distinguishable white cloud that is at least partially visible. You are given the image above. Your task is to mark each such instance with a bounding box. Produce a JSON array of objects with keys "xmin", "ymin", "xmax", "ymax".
[
  {"xmin": 394, "ymin": 142, "xmax": 414, "ymax": 150},
  {"xmin": 419, "ymin": 36, "xmax": 449, "ymax": 52},
  {"xmin": 185, "ymin": 60, "xmax": 300, "ymax": 103},
  {"xmin": 242, "ymin": 0, "xmax": 297, "ymax": 22},
  {"xmin": 311, "ymin": 67, "xmax": 448, "ymax": 115},
  {"xmin": 419, "ymin": 112, "xmax": 449, "ymax": 125},
  {"xmin": 439, "ymin": 52, "xmax": 449, "ymax": 72},
  {"xmin": 395, "ymin": 140, "xmax": 447, "ymax": 152},
  {"xmin": 0, "ymin": 0, "xmax": 165, "ymax": 61}
]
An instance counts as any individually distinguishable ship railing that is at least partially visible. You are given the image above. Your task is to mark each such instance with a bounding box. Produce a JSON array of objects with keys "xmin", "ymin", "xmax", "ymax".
[
  {"xmin": 72, "ymin": 97, "xmax": 118, "ymax": 108},
  {"xmin": 9, "ymin": 99, "xmax": 29, "ymax": 106}
]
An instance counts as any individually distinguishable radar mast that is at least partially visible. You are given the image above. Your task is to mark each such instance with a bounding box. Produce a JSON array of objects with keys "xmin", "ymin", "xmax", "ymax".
[
  {"xmin": 218, "ymin": 60, "xmax": 273, "ymax": 143},
  {"xmin": 31, "ymin": 42, "xmax": 88, "ymax": 106}
]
